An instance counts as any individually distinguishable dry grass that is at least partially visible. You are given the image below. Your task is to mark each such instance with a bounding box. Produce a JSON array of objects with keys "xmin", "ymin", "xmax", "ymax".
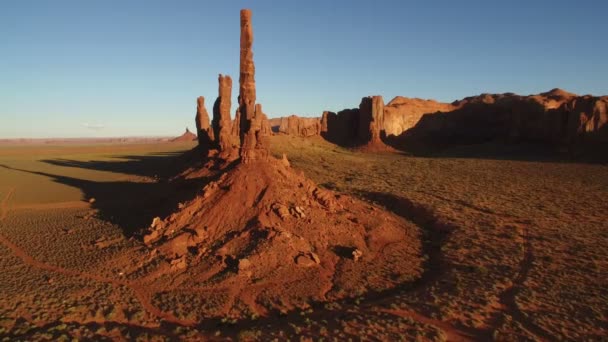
[
  {"xmin": 0, "ymin": 136, "xmax": 606, "ymax": 340},
  {"xmin": 270, "ymin": 135, "xmax": 608, "ymax": 340}
]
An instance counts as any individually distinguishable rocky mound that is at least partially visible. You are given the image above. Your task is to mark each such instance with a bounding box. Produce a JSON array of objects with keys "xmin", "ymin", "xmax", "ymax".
[
  {"xmin": 172, "ymin": 128, "xmax": 197, "ymax": 142},
  {"xmin": 132, "ymin": 9, "xmax": 423, "ymax": 318},
  {"xmin": 141, "ymin": 156, "xmax": 422, "ymax": 316}
]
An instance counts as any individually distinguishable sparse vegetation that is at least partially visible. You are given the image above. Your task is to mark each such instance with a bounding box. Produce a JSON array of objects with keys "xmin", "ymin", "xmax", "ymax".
[{"xmin": 0, "ymin": 137, "xmax": 606, "ymax": 340}]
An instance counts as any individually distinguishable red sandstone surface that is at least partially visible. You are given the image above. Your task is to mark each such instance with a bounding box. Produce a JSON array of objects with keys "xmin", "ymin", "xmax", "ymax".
[
  {"xmin": 404, "ymin": 89, "xmax": 608, "ymax": 144},
  {"xmin": 269, "ymin": 89, "xmax": 607, "ymax": 149}
]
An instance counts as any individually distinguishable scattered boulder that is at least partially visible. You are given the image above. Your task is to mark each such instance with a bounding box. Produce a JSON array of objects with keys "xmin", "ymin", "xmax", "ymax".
[
  {"xmin": 272, "ymin": 203, "xmax": 291, "ymax": 220},
  {"xmin": 150, "ymin": 217, "xmax": 163, "ymax": 230},
  {"xmin": 143, "ymin": 230, "xmax": 160, "ymax": 246},
  {"xmin": 280, "ymin": 153, "xmax": 290, "ymax": 167},
  {"xmin": 295, "ymin": 252, "xmax": 321, "ymax": 268},
  {"xmin": 352, "ymin": 249, "xmax": 363, "ymax": 262},
  {"xmin": 312, "ymin": 187, "xmax": 337, "ymax": 210},
  {"xmin": 170, "ymin": 256, "xmax": 187, "ymax": 271},
  {"xmin": 290, "ymin": 206, "xmax": 306, "ymax": 219}
]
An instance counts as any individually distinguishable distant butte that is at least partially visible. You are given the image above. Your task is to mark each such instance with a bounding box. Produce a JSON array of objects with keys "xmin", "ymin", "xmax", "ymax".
[
  {"xmin": 171, "ymin": 127, "xmax": 197, "ymax": 142},
  {"xmin": 268, "ymin": 89, "xmax": 608, "ymax": 147}
]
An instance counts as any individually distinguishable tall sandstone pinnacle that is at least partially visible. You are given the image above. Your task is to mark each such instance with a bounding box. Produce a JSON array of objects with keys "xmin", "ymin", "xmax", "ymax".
[
  {"xmin": 195, "ymin": 96, "xmax": 214, "ymax": 150},
  {"xmin": 238, "ymin": 8, "xmax": 270, "ymax": 163},
  {"xmin": 212, "ymin": 74, "xmax": 236, "ymax": 151},
  {"xmin": 358, "ymin": 95, "xmax": 385, "ymax": 145}
]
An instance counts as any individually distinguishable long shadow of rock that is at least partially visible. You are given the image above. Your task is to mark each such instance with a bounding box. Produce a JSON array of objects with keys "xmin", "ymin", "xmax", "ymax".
[
  {"xmin": 0, "ymin": 151, "xmax": 213, "ymax": 237},
  {"xmin": 41, "ymin": 150, "xmax": 195, "ymax": 179},
  {"xmin": 0, "ymin": 170, "xmax": 472, "ymax": 338},
  {"xmin": 356, "ymin": 191, "xmax": 456, "ymax": 286},
  {"xmin": 385, "ymin": 134, "xmax": 608, "ymax": 165},
  {"xmin": 5, "ymin": 318, "xmax": 180, "ymax": 341}
]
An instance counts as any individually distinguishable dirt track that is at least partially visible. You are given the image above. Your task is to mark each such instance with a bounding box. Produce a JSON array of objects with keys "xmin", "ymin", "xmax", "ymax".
[{"xmin": 0, "ymin": 188, "xmax": 196, "ymax": 329}]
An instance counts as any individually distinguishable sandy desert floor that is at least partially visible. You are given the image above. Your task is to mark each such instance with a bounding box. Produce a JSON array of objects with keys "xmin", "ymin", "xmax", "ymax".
[{"xmin": 0, "ymin": 137, "xmax": 606, "ymax": 340}]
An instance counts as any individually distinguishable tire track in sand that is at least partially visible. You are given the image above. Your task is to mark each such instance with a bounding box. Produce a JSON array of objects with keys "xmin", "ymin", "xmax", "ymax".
[
  {"xmin": 0, "ymin": 188, "xmax": 196, "ymax": 328},
  {"xmin": 493, "ymin": 224, "xmax": 553, "ymax": 340},
  {"xmin": 0, "ymin": 188, "xmax": 15, "ymax": 221}
]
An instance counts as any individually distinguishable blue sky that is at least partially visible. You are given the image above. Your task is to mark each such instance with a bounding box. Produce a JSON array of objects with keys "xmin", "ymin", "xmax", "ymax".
[{"xmin": 1, "ymin": 0, "xmax": 607, "ymax": 138}]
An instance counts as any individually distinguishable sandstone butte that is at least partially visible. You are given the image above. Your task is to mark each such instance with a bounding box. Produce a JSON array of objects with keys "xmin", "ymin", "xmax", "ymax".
[
  {"xmin": 141, "ymin": 9, "xmax": 424, "ymax": 316},
  {"xmin": 405, "ymin": 88, "xmax": 608, "ymax": 144},
  {"xmin": 273, "ymin": 88, "xmax": 608, "ymax": 147},
  {"xmin": 270, "ymin": 115, "xmax": 321, "ymax": 137},
  {"xmin": 171, "ymin": 127, "xmax": 197, "ymax": 142}
]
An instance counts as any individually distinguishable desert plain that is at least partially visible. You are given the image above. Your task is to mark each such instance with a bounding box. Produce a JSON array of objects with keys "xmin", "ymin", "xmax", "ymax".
[
  {"xmin": 1, "ymin": 6, "xmax": 607, "ymax": 342},
  {"xmin": 0, "ymin": 134, "xmax": 606, "ymax": 340}
]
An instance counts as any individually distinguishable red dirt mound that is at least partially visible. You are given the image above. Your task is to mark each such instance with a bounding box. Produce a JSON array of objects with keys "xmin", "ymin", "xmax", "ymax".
[{"xmin": 140, "ymin": 155, "xmax": 422, "ymax": 316}]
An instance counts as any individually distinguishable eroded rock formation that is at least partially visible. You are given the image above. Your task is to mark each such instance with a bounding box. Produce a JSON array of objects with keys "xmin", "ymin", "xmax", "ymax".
[
  {"xmin": 316, "ymin": 89, "xmax": 607, "ymax": 148},
  {"xmin": 143, "ymin": 154, "xmax": 422, "ymax": 316},
  {"xmin": 273, "ymin": 115, "xmax": 321, "ymax": 137},
  {"xmin": 142, "ymin": 10, "xmax": 424, "ymax": 318},
  {"xmin": 195, "ymin": 96, "xmax": 214, "ymax": 150},
  {"xmin": 402, "ymin": 89, "xmax": 608, "ymax": 144},
  {"xmin": 212, "ymin": 74, "xmax": 237, "ymax": 152},
  {"xmin": 318, "ymin": 96, "xmax": 390, "ymax": 149},
  {"xmin": 320, "ymin": 111, "xmax": 332, "ymax": 135},
  {"xmin": 383, "ymin": 97, "xmax": 455, "ymax": 137},
  {"xmin": 358, "ymin": 96, "xmax": 385, "ymax": 145},
  {"xmin": 238, "ymin": 9, "xmax": 270, "ymax": 163}
]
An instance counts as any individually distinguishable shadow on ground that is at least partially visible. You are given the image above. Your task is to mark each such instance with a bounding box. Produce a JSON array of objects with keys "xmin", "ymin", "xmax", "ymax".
[
  {"xmin": 1, "ymin": 157, "xmax": 483, "ymax": 339},
  {"xmin": 0, "ymin": 149, "xmax": 214, "ymax": 237},
  {"xmin": 41, "ymin": 151, "xmax": 190, "ymax": 179},
  {"xmin": 382, "ymin": 137, "xmax": 608, "ymax": 165}
]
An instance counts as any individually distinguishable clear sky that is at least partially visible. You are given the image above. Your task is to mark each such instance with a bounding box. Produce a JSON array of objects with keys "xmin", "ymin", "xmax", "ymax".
[{"xmin": 2, "ymin": 0, "xmax": 607, "ymax": 138}]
